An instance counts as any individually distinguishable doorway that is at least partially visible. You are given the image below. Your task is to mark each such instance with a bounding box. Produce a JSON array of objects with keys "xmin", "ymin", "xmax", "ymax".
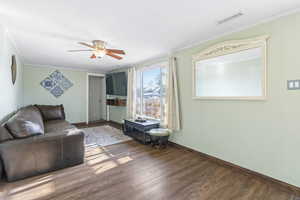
[{"xmin": 87, "ymin": 73, "xmax": 106, "ymax": 124}]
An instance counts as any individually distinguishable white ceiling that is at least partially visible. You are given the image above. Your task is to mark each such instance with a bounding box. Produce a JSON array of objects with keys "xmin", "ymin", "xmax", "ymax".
[{"xmin": 0, "ymin": 0, "xmax": 299, "ymax": 72}]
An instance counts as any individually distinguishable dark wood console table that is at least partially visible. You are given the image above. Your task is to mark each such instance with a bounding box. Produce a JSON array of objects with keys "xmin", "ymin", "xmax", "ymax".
[{"xmin": 123, "ymin": 119, "xmax": 160, "ymax": 144}]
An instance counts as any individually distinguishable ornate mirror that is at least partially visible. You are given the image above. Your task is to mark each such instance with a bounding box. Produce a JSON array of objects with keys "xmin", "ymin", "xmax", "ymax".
[
  {"xmin": 11, "ymin": 55, "xmax": 17, "ymax": 85},
  {"xmin": 192, "ymin": 35, "xmax": 269, "ymax": 100}
]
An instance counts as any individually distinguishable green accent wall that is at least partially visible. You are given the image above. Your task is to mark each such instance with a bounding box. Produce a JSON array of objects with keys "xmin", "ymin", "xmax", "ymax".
[
  {"xmin": 23, "ymin": 65, "xmax": 87, "ymax": 123},
  {"xmin": 170, "ymin": 12, "xmax": 300, "ymax": 187}
]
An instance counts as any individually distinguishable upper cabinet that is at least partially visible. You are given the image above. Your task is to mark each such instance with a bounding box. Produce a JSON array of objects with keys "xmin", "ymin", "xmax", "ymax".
[{"xmin": 106, "ymin": 72, "xmax": 127, "ymax": 96}]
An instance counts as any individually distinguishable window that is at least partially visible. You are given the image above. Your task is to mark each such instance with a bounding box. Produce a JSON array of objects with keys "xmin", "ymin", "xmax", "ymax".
[
  {"xmin": 193, "ymin": 36, "xmax": 268, "ymax": 100},
  {"xmin": 136, "ymin": 63, "xmax": 167, "ymax": 121}
]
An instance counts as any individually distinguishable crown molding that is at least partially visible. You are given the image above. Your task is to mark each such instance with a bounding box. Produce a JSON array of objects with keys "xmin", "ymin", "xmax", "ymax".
[
  {"xmin": 126, "ymin": 8, "xmax": 300, "ymax": 71},
  {"xmin": 174, "ymin": 7, "xmax": 300, "ymax": 54},
  {"xmin": 24, "ymin": 63, "xmax": 107, "ymax": 73},
  {"xmin": 3, "ymin": 7, "xmax": 300, "ymax": 72}
]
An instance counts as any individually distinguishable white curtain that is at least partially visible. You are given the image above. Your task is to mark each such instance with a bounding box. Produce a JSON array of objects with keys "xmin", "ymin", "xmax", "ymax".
[
  {"xmin": 166, "ymin": 56, "xmax": 181, "ymax": 131},
  {"xmin": 126, "ymin": 67, "xmax": 136, "ymax": 119}
]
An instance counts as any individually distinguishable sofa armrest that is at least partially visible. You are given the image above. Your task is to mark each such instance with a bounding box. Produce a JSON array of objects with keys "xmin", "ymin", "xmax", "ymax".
[
  {"xmin": 61, "ymin": 129, "xmax": 85, "ymax": 166},
  {"xmin": 0, "ymin": 129, "xmax": 85, "ymax": 182}
]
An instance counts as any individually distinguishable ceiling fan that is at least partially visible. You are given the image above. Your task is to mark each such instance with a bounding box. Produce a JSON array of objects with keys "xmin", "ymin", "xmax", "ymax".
[{"xmin": 68, "ymin": 40, "xmax": 125, "ymax": 60}]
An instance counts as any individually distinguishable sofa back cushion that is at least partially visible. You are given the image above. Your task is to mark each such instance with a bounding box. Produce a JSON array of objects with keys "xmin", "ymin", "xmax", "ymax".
[
  {"xmin": 35, "ymin": 105, "xmax": 66, "ymax": 121},
  {"xmin": 0, "ymin": 125, "xmax": 13, "ymax": 143},
  {"xmin": 5, "ymin": 106, "xmax": 45, "ymax": 138}
]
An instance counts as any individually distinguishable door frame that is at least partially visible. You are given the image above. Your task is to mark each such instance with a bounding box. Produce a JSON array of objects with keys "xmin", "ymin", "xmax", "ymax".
[{"xmin": 86, "ymin": 73, "xmax": 106, "ymax": 124}]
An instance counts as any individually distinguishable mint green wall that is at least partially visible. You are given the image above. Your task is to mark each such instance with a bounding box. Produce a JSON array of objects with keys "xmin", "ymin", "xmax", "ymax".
[
  {"xmin": 23, "ymin": 65, "xmax": 87, "ymax": 123},
  {"xmin": 169, "ymin": 12, "xmax": 300, "ymax": 187},
  {"xmin": 0, "ymin": 25, "xmax": 24, "ymax": 121}
]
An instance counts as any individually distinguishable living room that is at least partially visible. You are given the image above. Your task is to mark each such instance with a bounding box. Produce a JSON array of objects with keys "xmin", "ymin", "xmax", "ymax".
[{"xmin": 1, "ymin": 1, "xmax": 300, "ymax": 199}]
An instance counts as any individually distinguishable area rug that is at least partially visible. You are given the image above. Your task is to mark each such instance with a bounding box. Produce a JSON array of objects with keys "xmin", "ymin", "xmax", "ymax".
[{"xmin": 82, "ymin": 125, "xmax": 131, "ymax": 147}]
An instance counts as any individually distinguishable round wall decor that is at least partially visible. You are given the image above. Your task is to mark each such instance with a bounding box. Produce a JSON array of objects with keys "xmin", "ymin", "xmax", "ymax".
[{"xmin": 11, "ymin": 55, "xmax": 17, "ymax": 85}]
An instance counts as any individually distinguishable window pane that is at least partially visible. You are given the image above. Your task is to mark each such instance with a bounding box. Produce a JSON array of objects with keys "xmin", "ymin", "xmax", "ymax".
[{"xmin": 142, "ymin": 67, "xmax": 161, "ymax": 119}]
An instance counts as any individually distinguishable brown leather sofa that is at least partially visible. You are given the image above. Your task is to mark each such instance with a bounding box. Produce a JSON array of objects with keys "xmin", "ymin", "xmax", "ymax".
[{"xmin": 0, "ymin": 105, "xmax": 84, "ymax": 182}]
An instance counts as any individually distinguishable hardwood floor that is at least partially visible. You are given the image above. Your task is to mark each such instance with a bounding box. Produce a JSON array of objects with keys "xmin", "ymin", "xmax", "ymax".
[{"xmin": 0, "ymin": 140, "xmax": 299, "ymax": 200}]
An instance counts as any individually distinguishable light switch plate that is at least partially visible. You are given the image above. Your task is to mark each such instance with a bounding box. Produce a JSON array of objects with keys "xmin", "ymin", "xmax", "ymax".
[
  {"xmin": 295, "ymin": 80, "xmax": 300, "ymax": 88},
  {"xmin": 288, "ymin": 80, "xmax": 300, "ymax": 90}
]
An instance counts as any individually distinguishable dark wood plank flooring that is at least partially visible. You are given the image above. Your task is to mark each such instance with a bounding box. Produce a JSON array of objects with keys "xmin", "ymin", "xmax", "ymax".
[{"xmin": 0, "ymin": 140, "xmax": 298, "ymax": 200}]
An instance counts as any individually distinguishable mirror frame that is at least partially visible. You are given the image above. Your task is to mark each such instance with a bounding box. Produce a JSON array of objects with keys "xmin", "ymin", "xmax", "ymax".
[{"xmin": 192, "ymin": 35, "xmax": 269, "ymax": 100}]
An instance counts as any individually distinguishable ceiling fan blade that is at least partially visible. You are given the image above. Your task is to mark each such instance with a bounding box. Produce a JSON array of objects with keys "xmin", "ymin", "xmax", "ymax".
[
  {"xmin": 106, "ymin": 52, "xmax": 123, "ymax": 60},
  {"xmin": 106, "ymin": 49, "xmax": 125, "ymax": 55},
  {"xmin": 68, "ymin": 50, "xmax": 93, "ymax": 52},
  {"xmin": 78, "ymin": 42, "xmax": 95, "ymax": 49},
  {"xmin": 90, "ymin": 54, "xmax": 97, "ymax": 59}
]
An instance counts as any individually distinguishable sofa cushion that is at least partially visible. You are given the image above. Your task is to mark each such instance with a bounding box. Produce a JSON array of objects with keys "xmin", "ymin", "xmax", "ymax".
[
  {"xmin": 35, "ymin": 105, "xmax": 66, "ymax": 121},
  {"xmin": 6, "ymin": 106, "xmax": 45, "ymax": 138},
  {"xmin": 0, "ymin": 125, "xmax": 13, "ymax": 143},
  {"xmin": 45, "ymin": 120, "xmax": 75, "ymax": 133}
]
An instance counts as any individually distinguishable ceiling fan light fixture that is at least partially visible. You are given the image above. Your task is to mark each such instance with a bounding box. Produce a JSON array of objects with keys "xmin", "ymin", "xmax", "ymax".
[
  {"xmin": 90, "ymin": 54, "xmax": 97, "ymax": 59},
  {"xmin": 70, "ymin": 40, "xmax": 125, "ymax": 60},
  {"xmin": 94, "ymin": 49, "xmax": 106, "ymax": 58}
]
